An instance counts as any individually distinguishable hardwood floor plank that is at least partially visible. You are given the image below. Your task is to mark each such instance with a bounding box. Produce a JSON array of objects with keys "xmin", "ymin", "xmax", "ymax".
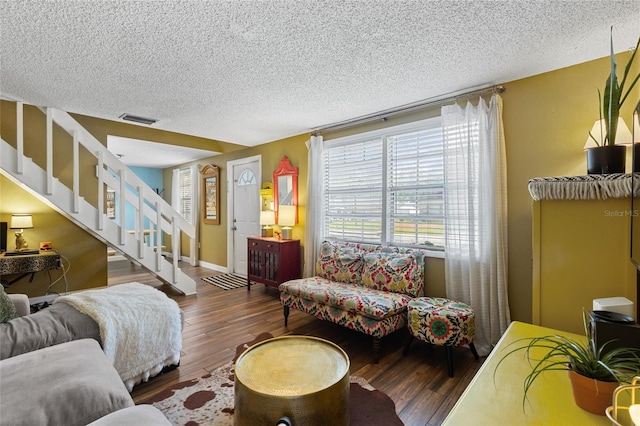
[{"xmin": 109, "ymin": 260, "xmax": 484, "ymax": 425}]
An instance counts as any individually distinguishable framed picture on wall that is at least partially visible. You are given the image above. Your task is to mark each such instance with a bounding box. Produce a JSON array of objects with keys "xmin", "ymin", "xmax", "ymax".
[{"xmin": 201, "ymin": 164, "xmax": 220, "ymax": 225}]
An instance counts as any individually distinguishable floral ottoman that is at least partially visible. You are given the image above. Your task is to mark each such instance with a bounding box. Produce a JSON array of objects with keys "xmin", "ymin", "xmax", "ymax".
[{"xmin": 405, "ymin": 297, "xmax": 479, "ymax": 377}]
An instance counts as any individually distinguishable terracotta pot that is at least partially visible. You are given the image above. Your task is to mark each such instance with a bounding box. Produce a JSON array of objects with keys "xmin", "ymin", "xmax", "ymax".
[
  {"xmin": 586, "ymin": 145, "xmax": 626, "ymax": 174},
  {"xmin": 567, "ymin": 370, "xmax": 619, "ymax": 415}
]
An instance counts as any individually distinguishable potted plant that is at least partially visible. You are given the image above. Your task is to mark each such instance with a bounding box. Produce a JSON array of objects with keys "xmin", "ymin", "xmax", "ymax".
[
  {"xmin": 586, "ymin": 28, "xmax": 640, "ymax": 174},
  {"xmin": 495, "ymin": 311, "xmax": 640, "ymax": 415}
]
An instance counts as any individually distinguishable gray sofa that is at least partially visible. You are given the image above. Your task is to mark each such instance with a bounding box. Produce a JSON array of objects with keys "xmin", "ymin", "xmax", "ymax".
[
  {"xmin": 0, "ymin": 338, "xmax": 171, "ymax": 426},
  {"xmin": 1, "ymin": 283, "xmax": 183, "ymax": 392},
  {"xmin": 0, "ymin": 294, "xmax": 172, "ymax": 425},
  {"xmin": 1, "ymin": 295, "xmax": 100, "ymax": 360}
]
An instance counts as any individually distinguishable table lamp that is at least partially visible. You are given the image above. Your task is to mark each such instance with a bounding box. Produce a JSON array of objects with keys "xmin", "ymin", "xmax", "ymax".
[
  {"xmin": 260, "ymin": 210, "xmax": 275, "ymax": 238},
  {"xmin": 10, "ymin": 214, "xmax": 33, "ymax": 251},
  {"xmin": 278, "ymin": 205, "xmax": 296, "ymax": 240},
  {"xmin": 583, "ymin": 117, "xmax": 633, "ymax": 149}
]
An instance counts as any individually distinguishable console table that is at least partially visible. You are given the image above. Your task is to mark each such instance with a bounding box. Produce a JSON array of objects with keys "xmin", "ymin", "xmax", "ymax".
[
  {"xmin": 0, "ymin": 250, "xmax": 61, "ymax": 287},
  {"xmin": 247, "ymin": 237, "xmax": 300, "ymax": 290},
  {"xmin": 443, "ymin": 321, "xmax": 610, "ymax": 425}
]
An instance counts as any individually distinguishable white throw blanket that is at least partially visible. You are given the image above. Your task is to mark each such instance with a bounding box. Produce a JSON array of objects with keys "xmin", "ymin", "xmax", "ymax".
[{"xmin": 57, "ymin": 282, "xmax": 182, "ymax": 391}]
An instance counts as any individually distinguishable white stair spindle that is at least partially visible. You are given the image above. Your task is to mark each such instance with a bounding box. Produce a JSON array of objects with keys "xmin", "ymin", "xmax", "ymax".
[
  {"xmin": 119, "ymin": 168, "xmax": 126, "ymax": 245},
  {"xmin": 16, "ymin": 102, "xmax": 24, "ymax": 174},
  {"xmin": 172, "ymin": 218, "xmax": 179, "ymax": 283},
  {"xmin": 156, "ymin": 201, "xmax": 162, "ymax": 271},
  {"xmin": 97, "ymin": 152, "xmax": 104, "ymax": 231},
  {"xmin": 46, "ymin": 108, "xmax": 53, "ymax": 195},
  {"xmin": 72, "ymin": 130, "xmax": 80, "ymax": 213},
  {"xmin": 138, "ymin": 185, "xmax": 145, "ymax": 259}
]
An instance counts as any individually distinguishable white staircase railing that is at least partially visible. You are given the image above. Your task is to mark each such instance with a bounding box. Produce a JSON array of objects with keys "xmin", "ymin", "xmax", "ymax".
[{"xmin": 0, "ymin": 102, "xmax": 197, "ymax": 295}]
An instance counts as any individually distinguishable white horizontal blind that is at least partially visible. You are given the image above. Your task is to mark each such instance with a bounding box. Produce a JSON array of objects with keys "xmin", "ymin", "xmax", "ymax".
[
  {"xmin": 179, "ymin": 168, "xmax": 193, "ymax": 224},
  {"xmin": 323, "ymin": 138, "xmax": 383, "ymax": 243},
  {"xmin": 387, "ymin": 124, "xmax": 444, "ymax": 248},
  {"xmin": 323, "ymin": 117, "xmax": 444, "ymax": 249}
]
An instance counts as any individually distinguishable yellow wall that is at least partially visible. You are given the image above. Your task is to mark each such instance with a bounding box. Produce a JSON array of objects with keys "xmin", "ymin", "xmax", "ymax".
[
  {"xmin": 2, "ymin": 51, "xmax": 638, "ymax": 321},
  {"xmin": 163, "ymin": 133, "xmax": 310, "ymax": 268},
  {"xmin": 502, "ymin": 51, "xmax": 639, "ymax": 323},
  {"xmin": 533, "ymin": 198, "xmax": 637, "ymax": 333},
  {"xmin": 0, "ymin": 175, "xmax": 107, "ymax": 297}
]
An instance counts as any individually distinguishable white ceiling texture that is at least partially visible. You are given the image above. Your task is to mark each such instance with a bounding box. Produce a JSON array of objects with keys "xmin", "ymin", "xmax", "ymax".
[{"xmin": 1, "ymin": 1, "xmax": 639, "ymax": 167}]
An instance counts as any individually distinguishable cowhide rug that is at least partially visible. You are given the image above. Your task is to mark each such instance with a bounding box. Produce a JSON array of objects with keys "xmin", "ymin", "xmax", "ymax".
[{"xmin": 141, "ymin": 333, "xmax": 404, "ymax": 426}]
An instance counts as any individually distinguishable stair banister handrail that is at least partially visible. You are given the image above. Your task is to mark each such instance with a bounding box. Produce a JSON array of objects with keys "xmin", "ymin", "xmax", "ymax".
[
  {"xmin": 49, "ymin": 107, "xmax": 195, "ymax": 239},
  {"xmin": 2, "ymin": 102, "xmax": 197, "ymax": 294},
  {"xmin": 99, "ymin": 166, "xmax": 189, "ymax": 240}
]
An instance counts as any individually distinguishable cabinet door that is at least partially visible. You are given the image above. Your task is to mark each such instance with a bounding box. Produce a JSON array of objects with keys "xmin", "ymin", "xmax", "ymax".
[
  {"xmin": 263, "ymin": 250, "xmax": 280, "ymax": 286},
  {"xmin": 247, "ymin": 239, "xmax": 264, "ymax": 281},
  {"xmin": 259, "ymin": 239, "xmax": 280, "ymax": 286}
]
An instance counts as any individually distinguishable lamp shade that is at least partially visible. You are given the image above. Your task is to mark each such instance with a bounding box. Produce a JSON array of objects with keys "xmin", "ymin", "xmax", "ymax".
[
  {"xmin": 10, "ymin": 214, "xmax": 33, "ymax": 229},
  {"xmin": 584, "ymin": 118, "xmax": 633, "ymax": 149},
  {"xmin": 260, "ymin": 210, "xmax": 276, "ymax": 226},
  {"xmin": 634, "ymin": 111, "xmax": 639, "ymax": 144},
  {"xmin": 278, "ymin": 205, "xmax": 296, "ymax": 227}
]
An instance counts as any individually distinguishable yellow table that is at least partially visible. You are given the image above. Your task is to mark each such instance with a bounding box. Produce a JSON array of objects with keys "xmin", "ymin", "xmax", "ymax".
[{"xmin": 443, "ymin": 321, "xmax": 614, "ymax": 425}]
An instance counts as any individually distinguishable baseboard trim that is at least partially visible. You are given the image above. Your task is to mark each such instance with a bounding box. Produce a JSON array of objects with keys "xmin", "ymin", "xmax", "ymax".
[{"xmin": 198, "ymin": 260, "xmax": 227, "ymax": 273}]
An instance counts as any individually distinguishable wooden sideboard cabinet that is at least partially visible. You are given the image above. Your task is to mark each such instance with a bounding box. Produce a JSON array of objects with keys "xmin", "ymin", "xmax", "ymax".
[{"xmin": 247, "ymin": 237, "xmax": 300, "ymax": 290}]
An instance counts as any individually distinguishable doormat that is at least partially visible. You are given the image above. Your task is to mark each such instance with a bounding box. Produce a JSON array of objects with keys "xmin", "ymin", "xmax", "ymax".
[{"xmin": 202, "ymin": 274, "xmax": 249, "ymax": 290}]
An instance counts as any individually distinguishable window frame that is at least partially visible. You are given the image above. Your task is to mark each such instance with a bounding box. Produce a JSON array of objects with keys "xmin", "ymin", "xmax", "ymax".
[
  {"xmin": 322, "ymin": 117, "xmax": 445, "ymax": 257},
  {"xmin": 178, "ymin": 167, "xmax": 193, "ymax": 225}
]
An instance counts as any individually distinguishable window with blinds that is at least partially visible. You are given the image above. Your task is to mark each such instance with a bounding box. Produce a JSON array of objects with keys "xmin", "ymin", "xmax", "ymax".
[
  {"xmin": 323, "ymin": 117, "xmax": 444, "ymax": 249},
  {"xmin": 178, "ymin": 168, "xmax": 193, "ymax": 224}
]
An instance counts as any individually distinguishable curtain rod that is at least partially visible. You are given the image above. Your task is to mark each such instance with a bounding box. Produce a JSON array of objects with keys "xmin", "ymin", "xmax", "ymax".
[{"xmin": 311, "ymin": 84, "xmax": 506, "ymax": 134}]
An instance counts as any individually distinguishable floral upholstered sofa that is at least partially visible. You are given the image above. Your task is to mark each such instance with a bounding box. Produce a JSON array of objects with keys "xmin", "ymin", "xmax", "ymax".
[{"xmin": 279, "ymin": 240, "xmax": 426, "ymax": 362}]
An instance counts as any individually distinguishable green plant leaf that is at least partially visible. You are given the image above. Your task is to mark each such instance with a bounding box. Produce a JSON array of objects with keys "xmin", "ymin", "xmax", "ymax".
[
  {"xmin": 495, "ymin": 310, "xmax": 640, "ymax": 413},
  {"xmin": 604, "ymin": 27, "xmax": 620, "ymax": 146},
  {"xmin": 619, "ymin": 36, "xmax": 640, "ymax": 107}
]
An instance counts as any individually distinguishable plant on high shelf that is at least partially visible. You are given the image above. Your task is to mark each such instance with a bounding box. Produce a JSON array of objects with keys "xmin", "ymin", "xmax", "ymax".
[
  {"xmin": 495, "ymin": 311, "xmax": 640, "ymax": 415},
  {"xmin": 585, "ymin": 28, "xmax": 640, "ymax": 174}
]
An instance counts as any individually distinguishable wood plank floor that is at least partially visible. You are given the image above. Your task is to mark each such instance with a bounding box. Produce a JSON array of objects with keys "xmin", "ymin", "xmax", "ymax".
[{"xmin": 108, "ymin": 260, "xmax": 484, "ymax": 426}]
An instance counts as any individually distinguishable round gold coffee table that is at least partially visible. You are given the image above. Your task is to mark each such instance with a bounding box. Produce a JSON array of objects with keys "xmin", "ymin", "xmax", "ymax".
[{"xmin": 234, "ymin": 335, "xmax": 350, "ymax": 426}]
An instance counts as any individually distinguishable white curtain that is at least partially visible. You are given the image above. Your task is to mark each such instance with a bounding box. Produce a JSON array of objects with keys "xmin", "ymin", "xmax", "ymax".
[
  {"xmin": 304, "ymin": 135, "xmax": 324, "ymax": 277},
  {"xmin": 441, "ymin": 94, "xmax": 510, "ymax": 356}
]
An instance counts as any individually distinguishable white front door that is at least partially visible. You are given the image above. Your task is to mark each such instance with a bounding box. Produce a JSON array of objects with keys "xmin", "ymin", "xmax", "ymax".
[{"xmin": 227, "ymin": 156, "xmax": 261, "ymax": 277}]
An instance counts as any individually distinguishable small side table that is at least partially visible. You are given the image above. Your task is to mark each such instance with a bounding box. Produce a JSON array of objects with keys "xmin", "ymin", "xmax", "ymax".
[
  {"xmin": 0, "ymin": 250, "xmax": 61, "ymax": 288},
  {"xmin": 234, "ymin": 336, "xmax": 350, "ymax": 426}
]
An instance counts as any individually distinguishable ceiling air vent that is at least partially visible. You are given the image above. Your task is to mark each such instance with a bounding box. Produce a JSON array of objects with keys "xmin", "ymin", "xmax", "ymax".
[{"xmin": 119, "ymin": 113, "xmax": 157, "ymax": 125}]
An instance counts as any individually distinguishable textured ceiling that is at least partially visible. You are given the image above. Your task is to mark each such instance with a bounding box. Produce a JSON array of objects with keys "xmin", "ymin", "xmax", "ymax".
[{"xmin": 1, "ymin": 0, "xmax": 639, "ymax": 149}]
